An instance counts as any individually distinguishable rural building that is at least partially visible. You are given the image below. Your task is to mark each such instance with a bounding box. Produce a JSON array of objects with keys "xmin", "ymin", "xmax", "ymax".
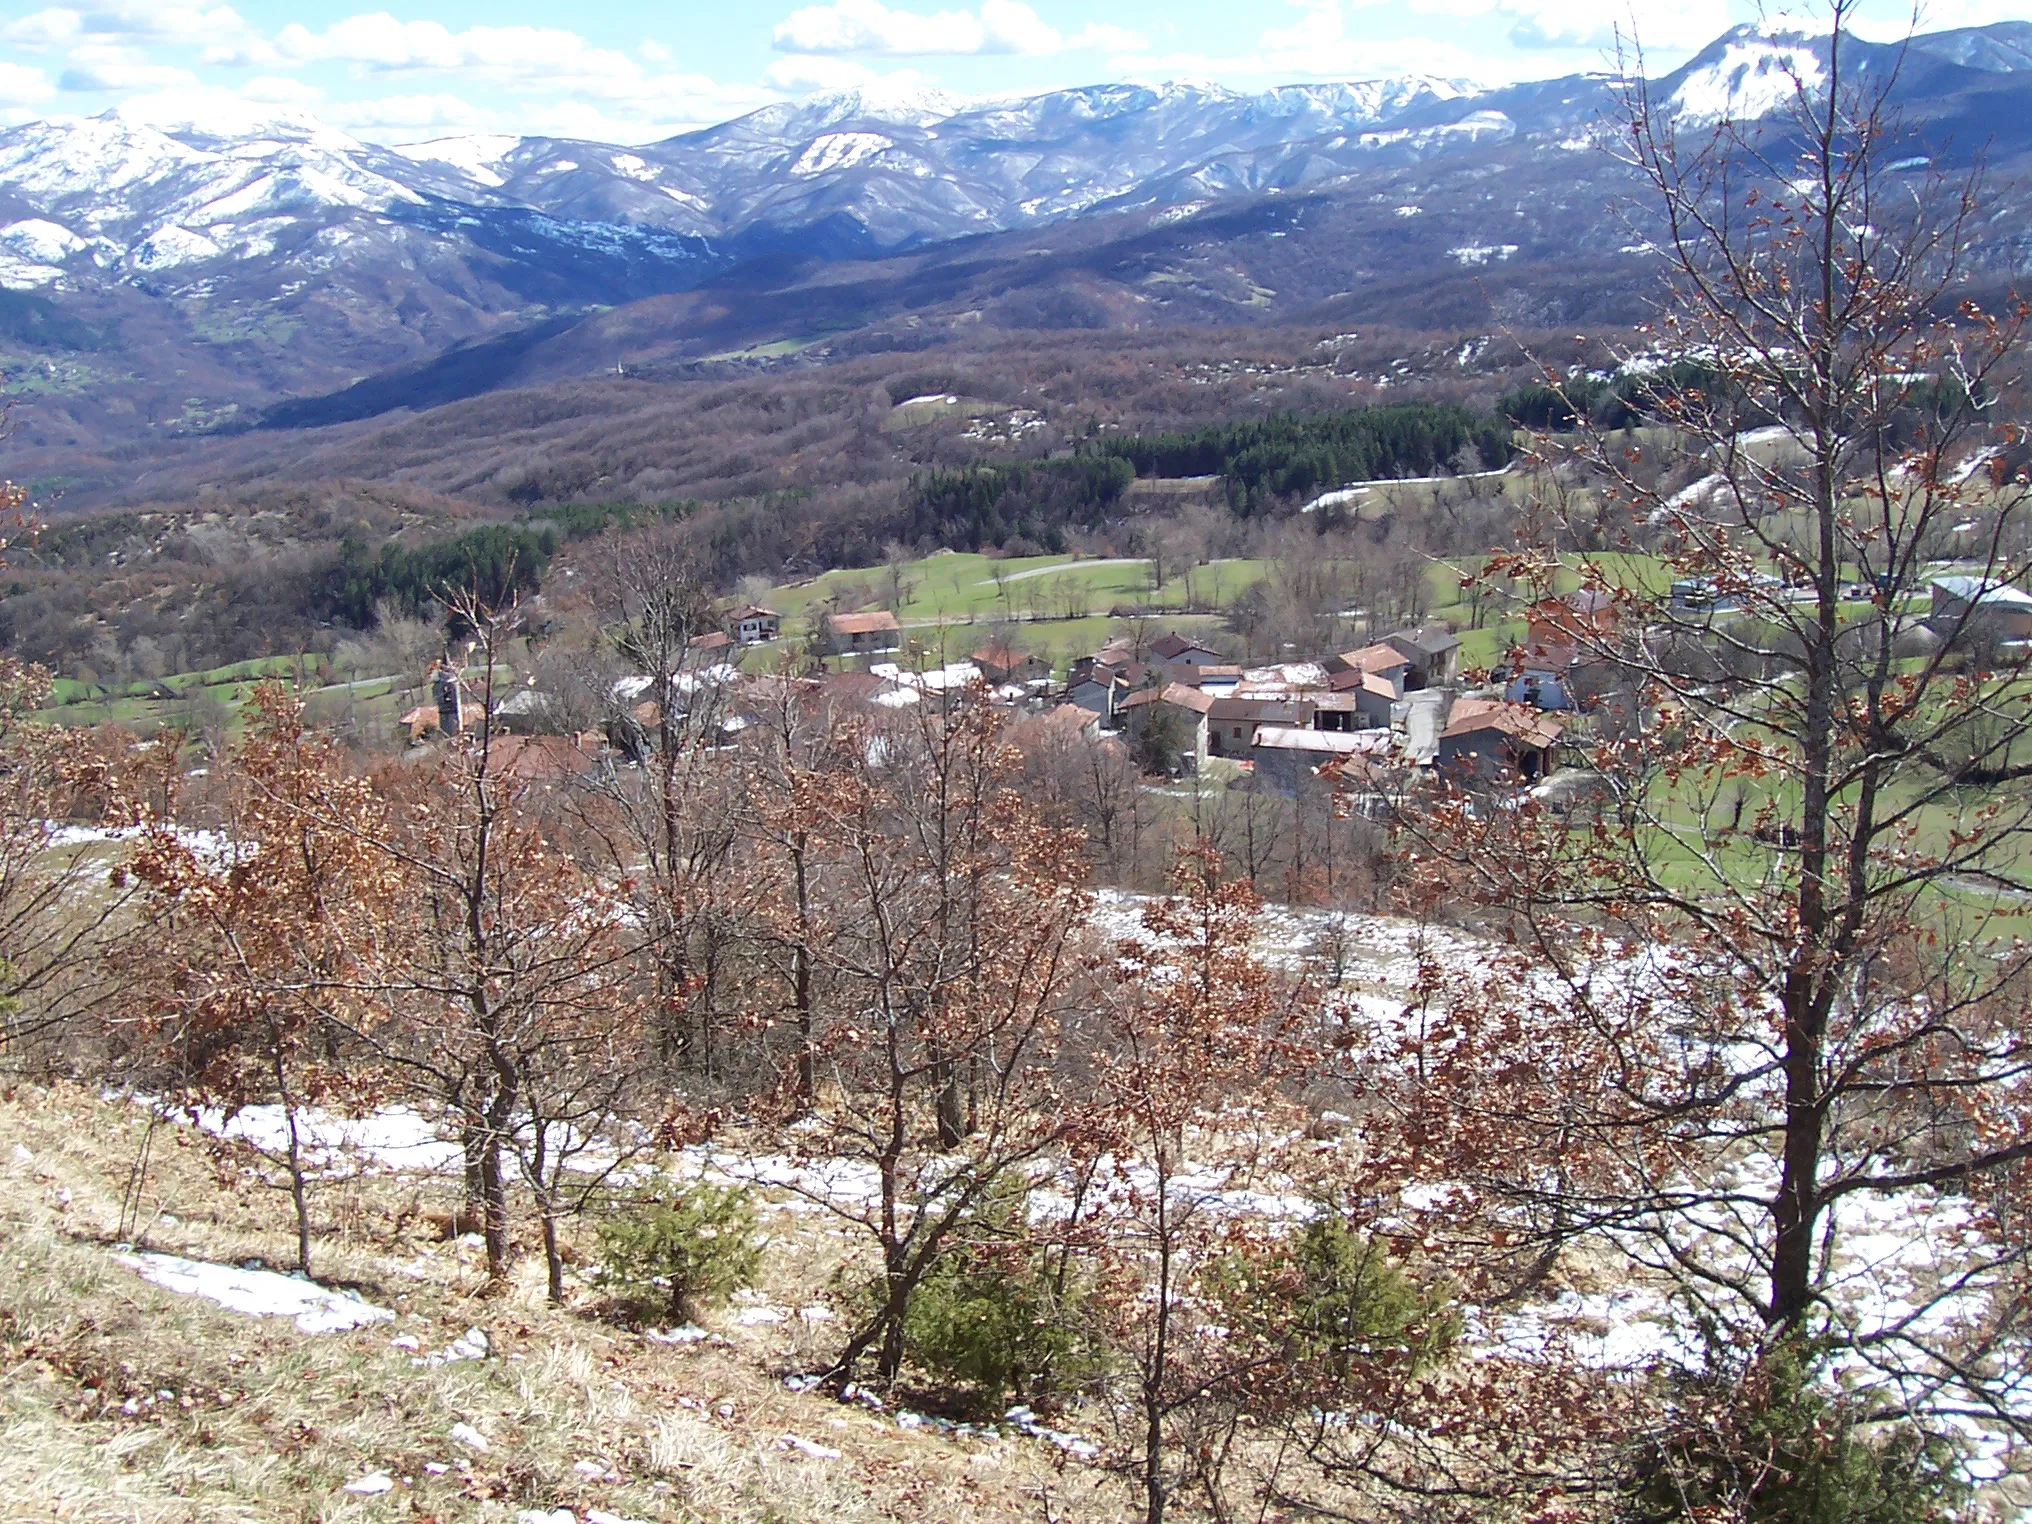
[
  {"xmin": 1435, "ymin": 699, "xmax": 1563, "ymax": 782},
  {"xmin": 972, "ymin": 642, "xmax": 1053, "ymax": 686},
  {"xmin": 1067, "ymin": 670, "xmax": 1128, "ymax": 725},
  {"xmin": 1323, "ymin": 672, "xmax": 1399, "ymax": 726},
  {"xmin": 683, "ymin": 631, "xmax": 734, "ymax": 666},
  {"xmin": 1250, "ymin": 726, "xmax": 1392, "ymax": 796},
  {"xmin": 821, "ymin": 610, "xmax": 903, "ymax": 655},
  {"xmin": 1207, "ymin": 695, "xmax": 1314, "ymax": 757},
  {"xmin": 1504, "ymin": 650, "xmax": 1583, "ymax": 710},
  {"xmin": 729, "ymin": 605, "xmax": 782, "ymax": 643},
  {"xmin": 1329, "ymin": 648, "xmax": 1407, "ymax": 725},
  {"xmin": 1328, "ymin": 643, "xmax": 1413, "ymax": 687},
  {"xmin": 1120, "ymin": 683, "xmax": 1216, "ymax": 768},
  {"xmin": 1072, "ymin": 639, "xmax": 1134, "ymax": 681},
  {"xmin": 1527, "ymin": 590, "xmax": 1619, "ymax": 649},
  {"xmin": 1160, "ymin": 662, "xmax": 1243, "ymax": 693},
  {"xmin": 1927, "ymin": 575, "xmax": 2032, "ymax": 656},
  {"xmin": 398, "ymin": 705, "xmax": 440, "ymax": 745},
  {"xmin": 480, "ymin": 734, "xmax": 609, "ymax": 789},
  {"xmin": 1007, "ymin": 702, "xmax": 1106, "ymax": 754},
  {"xmin": 1308, "ymin": 691, "xmax": 1367, "ymax": 731},
  {"xmin": 1149, "ymin": 632, "xmax": 1225, "ymax": 668},
  {"xmin": 493, "ymin": 687, "xmax": 554, "ymax": 734},
  {"xmin": 1384, "ymin": 626, "xmax": 1462, "ymax": 688}
]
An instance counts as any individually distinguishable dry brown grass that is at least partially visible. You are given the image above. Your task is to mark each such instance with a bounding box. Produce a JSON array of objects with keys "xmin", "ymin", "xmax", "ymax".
[{"xmin": 0, "ymin": 1083, "xmax": 1094, "ymax": 1524}]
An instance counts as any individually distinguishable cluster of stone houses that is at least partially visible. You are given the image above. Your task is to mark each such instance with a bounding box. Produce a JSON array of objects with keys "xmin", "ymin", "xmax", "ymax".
[
  {"xmin": 1071, "ymin": 622, "xmax": 1575, "ymax": 799},
  {"xmin": 407, "ymin": 595, "xmax": 1592, "ymax": 802},
  {"xmin": 409, "ymin": 564, "xmax": 2032, "ymax": 801}
]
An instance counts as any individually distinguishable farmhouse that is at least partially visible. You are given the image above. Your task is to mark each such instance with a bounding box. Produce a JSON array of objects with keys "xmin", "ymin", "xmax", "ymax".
[
  {"xmin": 1928, "ymin": 575, "xmax": 2032, "ymax": 656},
  {"xmin": 971, "ymin": 642, "xmax": 1052, "ymax": 686},
  {"xmin": 1120, "ymin": 683, "xmax": 1216, "ymax": 767},
  {"xmin": 1383, "ymin": 625, "xmax": 1462, "ymax": 688},
  {"xmin": 729, "ymin": 605, "xmax": 781, "ymax": 643},
  {"xmin": 821, "ymin": 610, "xmax": 903, "ymax": 655},
  {"xmin": 1436, "ymin": 699, "xmax": 1563, "ymax": 782},
  {"xmin": 1527, "ymin": 589, "xmax": 1619, "ymax": 649},
  {"xmin": 1250, "ymin": 726, "xmax": 1393, "ymax": 796},
  {"xmin": 1149, "ymin": 632, "xmax": 1226, "ymax": 668},
  {"xmin": 1207, "ymin": 695, "xmax": 1314, "ymax": 757}
]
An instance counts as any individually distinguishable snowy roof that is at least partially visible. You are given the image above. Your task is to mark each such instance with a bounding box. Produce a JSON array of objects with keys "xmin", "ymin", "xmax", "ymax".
[
  {"xmin": 871, "ymin": 660, "xmax": 980, "ymax": 692},
  {"xmin": 1241, "ymin": 662, "xmax": 1329, "ymax": 689},
  {"xmin": 1251, "ymin": 727, "xmax": 1388, "ymax": 754},
  {"xmin": 1931, "ymin": 575, "xmax": 2032, "ymax": 611}
]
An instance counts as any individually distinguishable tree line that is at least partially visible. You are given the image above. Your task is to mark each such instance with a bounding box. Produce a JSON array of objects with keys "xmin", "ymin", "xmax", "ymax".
[{"xmin": 1091, "ymin": 402, "xmax": 1516, "ymax": 513}]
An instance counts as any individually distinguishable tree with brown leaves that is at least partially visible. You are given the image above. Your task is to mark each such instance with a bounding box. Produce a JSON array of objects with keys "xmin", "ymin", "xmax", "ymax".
[{"xmin": 1398, "ymin": 0, "xmax": 2032, "ymax": 1494}]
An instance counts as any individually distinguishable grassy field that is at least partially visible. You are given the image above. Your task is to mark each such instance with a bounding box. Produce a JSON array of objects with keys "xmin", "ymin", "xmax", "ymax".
[
  {"xmin": 763, "ymin": 552, "xmax": 1270, "ymax": 624},
  {"xmin": 40, "ymin": 656, "xmax": 338, "ymax": 732},
  {"xmin": 757, "ymin": 553, "xmax": 1272, "ymax": 673},
  {"xmin": 0, "ymin": 1083, "xmax": 1073, "ymax": 1524},
  {"xmin": 33, "ymin": 660, "xmax": 511, "ymax": 746}
]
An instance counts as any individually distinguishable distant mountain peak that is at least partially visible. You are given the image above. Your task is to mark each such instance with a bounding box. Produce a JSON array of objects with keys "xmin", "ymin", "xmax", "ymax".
[
  {"xmin": 389, "ymin": 134, "xmax": 525, "ymax": 189},
  {"xmin": 107, "ymin": 94, "xmax": 366, "ymax": 153}
]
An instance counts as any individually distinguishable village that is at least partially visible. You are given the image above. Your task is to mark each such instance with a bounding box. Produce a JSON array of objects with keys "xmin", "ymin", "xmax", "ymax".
[{"xmin": 393, "ymin": 563, "xmax": 2032, "ymax": 818}]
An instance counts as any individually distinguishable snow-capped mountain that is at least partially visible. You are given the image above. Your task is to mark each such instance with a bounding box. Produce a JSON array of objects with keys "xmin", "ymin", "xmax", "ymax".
[
  {"xmin": 2, "ymin": 18, "xmax": 2030, "ymax": 456},
  {"xmin": 3, "ymin": 21, "xmax": 2022, "ymax": 300},
  {"xmin": 1659, "ymin": 18, "xmax": 2032, "ymax": 126},
  {"xmin": 0, "ymin": 73, "xmax": 1487, "ymax": 298}
]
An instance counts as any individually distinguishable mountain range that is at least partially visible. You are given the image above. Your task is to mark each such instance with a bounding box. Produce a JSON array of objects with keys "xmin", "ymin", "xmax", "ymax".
[{"xmin": 3, "ymin": 19, "xmax": 2031, "ymax": 486}]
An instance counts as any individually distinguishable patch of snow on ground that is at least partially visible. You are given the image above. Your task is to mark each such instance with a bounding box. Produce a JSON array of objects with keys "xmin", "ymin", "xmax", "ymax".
[
  {"xmin": 189, "ymin": 1101, "xmax": 463, "ymax": 1177},
  {"xmin": 114, "ymin": 1251, "xmax": 393, "ymax": 1333},
  {"xmin": 1449, "ymin": 243, "xmax": 1519, "ymax": 266},
  {"xmin": 777, "ymin": 1434, "xmax": 842, "ymax": 1459},
  {"xmin": 412, "ymin": 1327, "xmax": 490, "ymax": 1366}
]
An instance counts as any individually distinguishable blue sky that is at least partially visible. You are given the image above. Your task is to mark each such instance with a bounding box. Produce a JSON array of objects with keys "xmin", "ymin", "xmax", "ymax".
[{"xmin": 0, "ymin": 0, "xmax": 2024, "ymax": 143}]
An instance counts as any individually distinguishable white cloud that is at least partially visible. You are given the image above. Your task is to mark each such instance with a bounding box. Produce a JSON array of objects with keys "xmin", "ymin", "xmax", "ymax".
[
  {"xmin": 765, "ymin": 53, "xmax": 933, "ymax": 90},
  {"xmin": 3, "ymin": 3, "xmax": 251, "ymax": 49},
  {"xmin": 57, "ymin": 59, "xmax": 203, "ymax": 92},
  {"xmin": 1496, "ymin": 0, "xmax": 1728, "ymax": 50},
  {"xmin": 239, "ymin": 73, "xmax": 325, "ymax": 107},
  {"xmin": 1130, "ymin": 0, "xmax": 1726, "ymax": 84},
  {"xmin": 260, "ymin": 15, "xmax": 631, "ymax": 78},
  {"xmin": 1132, "ymin": 0, "xmax": 1508, "ymax": 84},
  {"xmin": 773, "ymin": 0, "xmax": 1141, "ymax": 56},
  {"xmin": 322, "ymin": 90, "xmax": 494, "ymax": 133},
  {"xmin": 0, "ymin": 63, "xmax": 56, "ymax": 105}
]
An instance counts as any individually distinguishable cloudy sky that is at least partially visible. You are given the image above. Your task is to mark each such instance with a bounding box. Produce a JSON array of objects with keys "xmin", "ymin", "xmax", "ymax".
[{"xmin": 0, "ymin": 0, "xmax": 2024, "ymax": 144}]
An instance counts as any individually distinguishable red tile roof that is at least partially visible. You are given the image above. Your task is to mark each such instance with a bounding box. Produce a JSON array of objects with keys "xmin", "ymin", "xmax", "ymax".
[{"xmin": 1441, "ymin": 699, "xmax": 1563, "ymax": 749}]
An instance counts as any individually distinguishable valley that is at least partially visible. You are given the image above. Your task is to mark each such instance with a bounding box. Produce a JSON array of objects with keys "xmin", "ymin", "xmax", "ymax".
[{"xmin": 5, "ymin": 10, "xmax": 2032, "ymax": 1523}]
